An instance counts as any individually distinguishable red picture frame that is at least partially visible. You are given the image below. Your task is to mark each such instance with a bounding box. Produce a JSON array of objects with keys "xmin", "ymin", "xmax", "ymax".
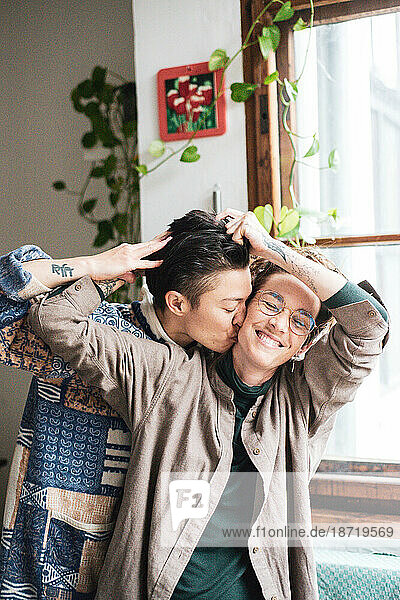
[{"xmin": 157, "ymin": 61, "xmax": 226, "ymax": 141}]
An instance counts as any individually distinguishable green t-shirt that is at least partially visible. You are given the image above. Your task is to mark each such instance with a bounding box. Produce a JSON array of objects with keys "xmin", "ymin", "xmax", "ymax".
[{"xmin": 171, "ymin": 351, "xmax": 270, "ymax": 600}]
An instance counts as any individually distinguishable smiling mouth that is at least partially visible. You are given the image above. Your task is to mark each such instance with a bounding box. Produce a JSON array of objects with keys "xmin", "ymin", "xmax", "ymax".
[{"xmin": 255, "ymin": 330, "xmax": 283, "ymax": 348}]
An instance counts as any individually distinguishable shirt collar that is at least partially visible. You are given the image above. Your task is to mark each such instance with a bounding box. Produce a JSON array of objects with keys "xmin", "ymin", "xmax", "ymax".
[{"xmin": 140, "ymin": 283, "xmax": 180, "ymax": 346}]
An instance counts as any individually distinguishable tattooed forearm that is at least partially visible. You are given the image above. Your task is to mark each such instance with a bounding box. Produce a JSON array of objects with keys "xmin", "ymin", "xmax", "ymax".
[
  {"xmin": 51, "ymin": 263, "xmax": 74, "ymax": 277},
  {"xmin": 286, "ymin": 256, "xmax": 319, "ymax": 294},
  {"xmin": 96, "ymin": 278, "xmax": 124, "ymax": 298},
  {"xmin": 261, "ymin": 235, "xmax": 287, "ymax": 262}
]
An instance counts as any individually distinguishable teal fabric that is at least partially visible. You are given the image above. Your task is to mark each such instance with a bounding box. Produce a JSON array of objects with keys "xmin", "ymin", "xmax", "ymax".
[
  {"xmin": 324, "ymin": 281, "xmax": 388, "ymax": 322},
  {"xmin": 171, "ymin": 351, "xmax": 270, "ymax": 600},
  {"xmin": 315, "ymin": 548, "xmax": 400, "ymax": 599}
]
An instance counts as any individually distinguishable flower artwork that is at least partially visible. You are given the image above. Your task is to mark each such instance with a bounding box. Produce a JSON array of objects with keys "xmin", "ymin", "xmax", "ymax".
[{"xmin": 157, "ymin": 62, "xmax": 226, "ymax": 141}]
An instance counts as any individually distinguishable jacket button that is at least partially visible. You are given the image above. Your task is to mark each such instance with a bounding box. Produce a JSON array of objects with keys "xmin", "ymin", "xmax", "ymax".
[
  {"xmin": 253, "ymin": 448, "xmax": 260, "ymax": 455},
  {"xmin": 368, "ymin": 310, "xmax": 376, "ymax": 317},
  {"xmin": 75, "ymin": 284, "xmax": 81, "ymax": 291},
  {"xmin": 252, "ymin": 410, "xmax": 257, "ymax": 418},
  {"xmin": 252, "ymin": 546, "xmax": 259, "ymax": 553}
]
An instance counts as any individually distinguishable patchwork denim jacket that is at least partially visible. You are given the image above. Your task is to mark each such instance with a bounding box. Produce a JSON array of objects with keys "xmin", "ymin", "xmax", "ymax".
[{"xmin": 0, "ymin": 245, "xmax": 156, "ymax": 599}]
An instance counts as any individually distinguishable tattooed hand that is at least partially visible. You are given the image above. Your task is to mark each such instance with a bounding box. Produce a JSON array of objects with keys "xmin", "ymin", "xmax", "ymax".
[
  {"xmin": 87, "ymin": 231, "xmax": 171, "ymax": 283},
  {"xmin": 217, "ymin": 209, "xmax": 287, "ymax": 265}
]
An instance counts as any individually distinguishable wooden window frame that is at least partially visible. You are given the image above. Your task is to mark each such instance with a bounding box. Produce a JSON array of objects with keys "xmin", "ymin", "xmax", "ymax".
[{"xmin": 241, "ymin": 0, "xmax": 400, "ymax": 512}]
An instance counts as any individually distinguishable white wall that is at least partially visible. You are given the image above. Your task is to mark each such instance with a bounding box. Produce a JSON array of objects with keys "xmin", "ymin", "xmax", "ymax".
[
  {"xmin": 133, "ymin": 0, "xmax": 248, "ymax": 240},
  {"xmin": 0, "ymin": 0, "xmax": 247, "ymax": 516},
  {"xmin": 0, "ymin": 0, "xmax": 135, "ymax": 514}
]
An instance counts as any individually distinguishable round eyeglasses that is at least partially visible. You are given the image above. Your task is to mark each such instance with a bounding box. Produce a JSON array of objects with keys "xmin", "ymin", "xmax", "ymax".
[{"xmin": 257, "ymin": 291, "xmax": 316, "ymax": 336}]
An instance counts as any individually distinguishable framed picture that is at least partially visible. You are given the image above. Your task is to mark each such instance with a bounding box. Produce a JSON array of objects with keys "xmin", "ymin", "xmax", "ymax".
[{"xmin": 157, "ymin": 61, "xmax": 226, "ymax": 141}]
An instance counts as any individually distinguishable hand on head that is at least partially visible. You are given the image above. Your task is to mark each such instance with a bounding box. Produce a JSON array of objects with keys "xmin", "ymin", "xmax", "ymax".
[
  {"xmin": 89, "ymin": 232, "xmax": 171, "ymax": 283},
  {"xmin": 217, "ymin": 208, "xmax": 280, "ymax": 261}
]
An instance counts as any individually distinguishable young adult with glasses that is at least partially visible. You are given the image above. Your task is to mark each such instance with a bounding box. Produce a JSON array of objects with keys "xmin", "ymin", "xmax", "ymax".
[{"xmin": 27, "ymin": 209, "xmax": 388, "ymax": 600}]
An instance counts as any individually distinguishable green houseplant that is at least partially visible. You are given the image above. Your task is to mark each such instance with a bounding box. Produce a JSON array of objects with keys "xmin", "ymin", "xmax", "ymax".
[
  {"xmin": 53, "ymin": 67, "xmax": 139, "ymax": 301},
  {"xmin": 139, "ymin": 0, "xmax": 339, "ymax": 245},
  {"xmin": 53, "ymin": 1, "xmax": 338, "ymax": 303}
]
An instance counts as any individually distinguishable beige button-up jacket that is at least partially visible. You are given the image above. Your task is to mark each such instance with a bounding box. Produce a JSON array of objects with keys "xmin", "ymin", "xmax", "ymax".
[{"xmin": 28, "ymin": 276, "xmax": 388, "ymax": 600}]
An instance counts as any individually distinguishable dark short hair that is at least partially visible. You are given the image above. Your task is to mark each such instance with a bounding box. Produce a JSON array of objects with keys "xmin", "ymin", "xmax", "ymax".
[
  {"xmin": 145, "ymin": 210, "xmax": 250, "ymax": 310},
  {"xmin": 248, "ymin": 246, "xmax": 342, "ymax": 345}
]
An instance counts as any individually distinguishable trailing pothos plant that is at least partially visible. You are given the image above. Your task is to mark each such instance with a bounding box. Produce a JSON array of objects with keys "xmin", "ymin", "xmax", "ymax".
[
  {"xmin": 53, "ymin": 67, "xmax": 139, "ymax": 302},
  {"xmin": 143, "ymin": 0, "xmax": 340, "ymax": 246},
  {"xmin": 53, "ymin": 1, "xmax": 339, "ymax": 303},
  {"xmin": 253, "ymin": 203, "xmax": 338, "ymax": 246}
]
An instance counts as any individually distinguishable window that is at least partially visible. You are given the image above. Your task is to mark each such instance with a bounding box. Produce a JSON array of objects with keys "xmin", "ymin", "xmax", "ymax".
[
  {"xmin": 241, "ymin": 0, "xmax": 400, "ymax": 469},
  {"xmin": 293, "ymin": 12, "xmax": 400, "ymax": 461}
]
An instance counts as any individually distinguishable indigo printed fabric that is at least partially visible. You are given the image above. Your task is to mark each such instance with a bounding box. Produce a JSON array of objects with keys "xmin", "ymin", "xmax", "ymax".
[{"xmin": 0, "ymin": 246, "xmax": 159, "ymax": 600}]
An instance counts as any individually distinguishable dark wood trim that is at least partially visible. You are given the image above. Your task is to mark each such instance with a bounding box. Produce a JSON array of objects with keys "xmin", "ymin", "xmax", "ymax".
[
  {"xmin": 294, "ymin": 0, "xmax": 400, "ymax": 26},
  {"xmin": 291, "ymin": 0, "xmax": 352, "ymax": 8},
  {"xmin": 241, "ymin": 0, "xmax": 281, "ymax": 229},
  {"xmin": 318, "ymin": 457, "xmax": 400, "ymax": 476},
  {"xmin": 241, "ymin": 0, "xmax": 258, "ymax": 212},
  {"xmin": 269, "ymin": 0, "xmax": 400, "ymax": 20},
  {"xmin": 314, "ymin": 234, "xmax": 400, "ymax": 248}
]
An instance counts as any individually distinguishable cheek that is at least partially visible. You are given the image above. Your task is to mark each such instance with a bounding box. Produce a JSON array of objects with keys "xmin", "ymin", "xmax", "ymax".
[
  {"xmin": 192, "ymin": 308, "xmax": 230, "ymax": 335},
  {"xmin": 289, "ymin": 333, "xmax": 307, "ymax": 353}
]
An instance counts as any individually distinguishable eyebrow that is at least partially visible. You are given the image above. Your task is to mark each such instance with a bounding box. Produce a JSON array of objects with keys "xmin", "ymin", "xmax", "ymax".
[{"xmin": 220, "ymin": 297, "xmax": 245, "ymax": 302}]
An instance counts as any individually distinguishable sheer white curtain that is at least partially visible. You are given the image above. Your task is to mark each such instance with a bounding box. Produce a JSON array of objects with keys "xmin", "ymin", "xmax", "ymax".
[{"xmin": 293, "ymin": 14, "xmax": 400, "ymax": 460}]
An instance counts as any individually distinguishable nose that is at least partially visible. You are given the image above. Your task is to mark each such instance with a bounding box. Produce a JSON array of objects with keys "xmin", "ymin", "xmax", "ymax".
[
  {"xmin": 232, "ymin": 303, "xmax": 247, "ymax": 328},
  {"xmin": 269, "ymin": 308, "xmax": 290, "ymax": 333}
]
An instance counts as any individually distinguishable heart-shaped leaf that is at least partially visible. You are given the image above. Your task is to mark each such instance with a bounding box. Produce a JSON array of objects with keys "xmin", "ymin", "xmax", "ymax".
[
  {"xmin": 273, "ymin": 1, "xmax": 294, "ymax": 23},
  {"xmin": 209, "ymin": 49, "xmax": 229, "ymax": 71},
  {"xmin": 91, "ymin": 66, "xmax": 107, "ymax": 92},
  {"xmin": 263, "ymin": 71, "xmax": 279, "ymax": 85},
  {"xmin": 279, "ymin": 209, "xmax": 300, "ymax": 236},
  {"xmin": 258, "ymin": 25, "xmax": 281, "ymax": 59},
  {"xmin": 328, "ymin": 148, "xmax": 340, "ymax": 172},
  {"xmin": 77, "ymin": 79, "xmax": 93, "ymax": 99},
  {"xmin": 93, "ymin": 220, "xmax": 114, "ymax": 247},
  {"xmin": 293, "ymin": 17, "xmax": 308, "ymax": 31},
  {"xmin": 81, "ymin": 131, "xmax": 97, "ymax": 149},
  {"xmin": 254, "ymin": 205, "xmax": 265, "ymax": 225},
  {"xmin": 112, "ymin": 213, "xmax": 128, "ymax": 236},
  {"xmin": 109, "ymin": 191, "xmax": 120, "ymax": 207},
  {"xmin": 254, "ymin": 204, "xmax": 273, "ymax": 232},
  {"xmin": 148, "ymin": 140, "xmax": 166, "ymax": 157},
  {"xmin": 103, "ymin": 154, "xmax": 117, "ymax": 176},
  {"xmin": 136, "ymin": 164, "xmax": 148, "ymax": 175},
  {"xmin": 230, "ymin": 82, "xmax": 258, "ymax": 102},
  {"xmin": 304, "ymin": 136, "xmax": 319, "ymax": 158},
  {"xmin": 180, "ymin": 146, "xmax": 200, "ymax": 163}
]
